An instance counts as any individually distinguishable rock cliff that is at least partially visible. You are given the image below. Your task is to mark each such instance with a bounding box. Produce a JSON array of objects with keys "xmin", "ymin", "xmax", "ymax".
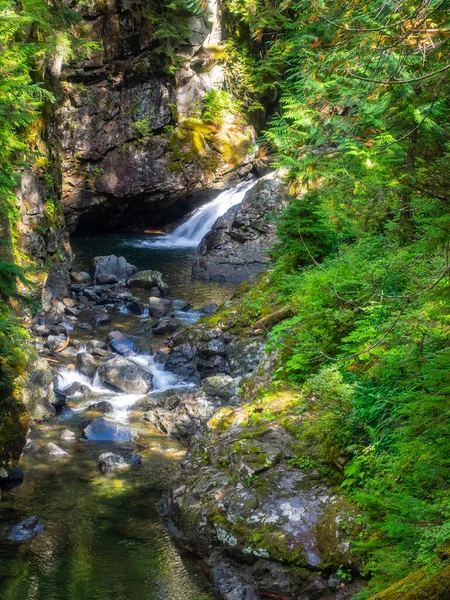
[{"xmin": 55, "ymin": 0, "xmax": 256, "ymax": 232}]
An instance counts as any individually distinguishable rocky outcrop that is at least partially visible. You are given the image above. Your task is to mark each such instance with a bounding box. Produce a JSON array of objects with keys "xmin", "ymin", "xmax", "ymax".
[
  {"xmin": 56, "ymin": 0, "xmax": 255, "ymax": 232},
  {"xmin": 21, "ymin": 357, "xmax": 57, "ymax": 422},
  {"xmin": 193, "ymin": 176, "xmax": 287, "ymax": 283}
]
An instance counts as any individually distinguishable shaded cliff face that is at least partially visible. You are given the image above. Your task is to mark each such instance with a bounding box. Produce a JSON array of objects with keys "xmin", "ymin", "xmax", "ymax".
[{"xmin": 56, "ymin": 0, "xmax": 255, "ymax": 232}]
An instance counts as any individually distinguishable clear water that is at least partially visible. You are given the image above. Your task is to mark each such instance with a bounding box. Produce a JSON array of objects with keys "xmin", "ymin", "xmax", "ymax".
[{"xmin": 71, "ymin": 233, "xmax": 235, "ymax": 306}]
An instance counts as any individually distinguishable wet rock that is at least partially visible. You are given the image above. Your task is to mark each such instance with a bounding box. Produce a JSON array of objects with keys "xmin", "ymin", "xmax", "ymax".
[
  {"xmin": 98, "ymin": 356, "xmax": 153, "ymax": 393},
  {"xmin": 129, "ymin": 452, "xmax": 142, "ymax": 467},
  {"xmin": 193, "ymin": 177, "xmax": 286, "ymax": 283},
  {"xmin": 21, "ymin": 357, "xmax": 56, "ymax": 421},
  {"xmin": 128, "ymin": 270, "xmax": 169, "ymax": 296},
  {"xmin": 64, "ymin": 305, "xmax": 80, "ymax": 317},
  {"xmin": 33, "ymin": 324, "xmax": 50, "ymax": 337},
  {"xmin": 152, "ymin": 318, "xmax": 179, "ymax": 336},
  {"xmin": 7, "ymin": 516, "xmax": 45, "ymax": 542},
  {"xmin": 78, "ymin": 322, "xmax": 93, "ymax": 331},
  {"xmin": 84, "ymin": 288, "xmax": 100, "ymax": 302},
  {"xmin": 70, "ymin": 271, "xmax": 91, "ymax": 284},
  {"xmin": 46, "ymin": 442, "xmax": 68, "ymax": 456},
  {"xmin": 165, "ymin": 343, "xmax": 199, "ymax": 384},
  {"xmin": 46, "ymin": 334, "xmax": 68, "ymax": 352},
  {"xmin": 63, "ymin": 297, "xmax": 76, "ymax": 308},
  {"xmin": 172, "ymin": 300, "xmax": 191, "ymax": 311},
  {"xmin": 202, "ymin": 302, "xmax": 218, "ymax": 315},
  {"xmin": 86, "ymin": 401, "xmax": 114, "ymax": 413},
  {"xmin": 93, "ymin": 311, "xmax": 111, "ymax": 326},
  {"xmin": 202, "ymin": 375, "xmax": 238, "ymax": 403},
  {"xmin": 76, "ymin": 352, "xmax": 99, "ymax": 378},
  {"xmin": 87, "ymin": 339, "xmax": 108, "ymax": 352},
  {"xmin": 148, "ymin": 297, "xmax": 171, "ymax": 319},
  {"xmin": 98, "ymin": 452, "xmax": 126, "ymax": 473},
  {"xmin": 83, "ymin": 417, "xmax": 137, "ymax": 442},
  {"xmin": 93, "ymin": 255, "xmax": 137, "ymax": 285},
  {"xmin": 60, "ymin": 429, "xmax": 76, "ymax": 441},
  {"xmin": 107, "ymin": 330, "xmax": 135, "ymax": 357},
  {"xmin": 226, "ymin": 337, "xmax": 266, "ymax": 377}
]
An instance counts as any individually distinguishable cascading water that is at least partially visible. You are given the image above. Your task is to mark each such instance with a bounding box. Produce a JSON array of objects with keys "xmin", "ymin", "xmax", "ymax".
[{"xmin": 141, "ymin": 179, "xmax": 257, "ymax": 248}]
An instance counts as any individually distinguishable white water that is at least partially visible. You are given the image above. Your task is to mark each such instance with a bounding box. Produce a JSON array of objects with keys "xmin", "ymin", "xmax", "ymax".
[
  {"xmin": 135, "ymin": 179, "xmax": 257, "ymax": 249},
  {"xmin": 57, "ymin": 354, "xmax": 192, "ymax": 423}
]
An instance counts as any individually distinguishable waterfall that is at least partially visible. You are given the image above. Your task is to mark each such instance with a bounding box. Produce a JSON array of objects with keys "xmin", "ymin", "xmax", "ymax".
[{"xmin": 147, "ymin": 179, "xmax": 257, "ymax": 248}]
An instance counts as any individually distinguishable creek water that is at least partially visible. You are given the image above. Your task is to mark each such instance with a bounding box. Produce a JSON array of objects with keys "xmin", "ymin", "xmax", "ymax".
[{"xmin": 0, "ymin": 185, "xmax": 250, "ymax": 600}]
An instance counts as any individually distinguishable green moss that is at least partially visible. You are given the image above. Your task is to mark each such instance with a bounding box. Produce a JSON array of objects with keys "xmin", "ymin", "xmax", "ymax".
[{"xmin": 371, "ymin": 563, "xmax": 450, "ymax": 600}]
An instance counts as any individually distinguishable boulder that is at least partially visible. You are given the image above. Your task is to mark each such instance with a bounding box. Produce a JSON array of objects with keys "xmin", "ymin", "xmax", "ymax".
[
  {"xmin": 192, "ymin": 177, "xmax": 286, "ymax": 283},
  {"xmin": 93, "ymin": 312, "xmax": 111, "ymax": 326},
  {"xmin": 165, "ymin": 343, "xmax": 199, "ymax": 384},
  {"xmin": 98, "ymin": 356, "xmax": 153, "ymax": 393},
  {"xmin": 0, "ymin": 467, "xmax": 24, "ymax": 492},
  {"xmin": 172, "ymin": 300, "xmax": 191, "ymax": 311},
  {"xmin": 127, "ymin": 270, "xmax": 169, "ymax": 296},
  {"xmin": 21, "ymin": 358, "xmax": 56, "ymax": 421},
  {"xmin": 46, "ymin": 442, "xmax": 68, "ymax": 456},
  {"xmin": 70, "ymin": 271, "xmax": 91, "ymax": 284},
  {"xmin": 60, "ymin": 429, "xmax": 76, "ymax": 441},
  {"xmin": 42, "ymin": 263, "xmax": 71, "ymax": 310},
  {"xmin": 227, "ymin": 337, "xmax": 266, "ymax": 377},
  {"xmin": 152, "ymin": 318, "xmax": 179, "ymax": 336},
  {"xmin": 76, "ymin": 352, "xmax": 98, "ymax": 378},
  {"xmin": 202, "ymin": 375, "xmax": 238, "ymax": 403},
  {"xmin": 107, "ymin": 330, "xmax": 135, "ymax": 357},
  {"xmin": 83, "ymin": 417, "xmax": 137, "ymax": 442},
  {"xmin": 148, "ymin": 297, "xmax": 171, "ymax": 319},
  {"xmin": 46, "ymin": 334, "xmax": 68, "ymax": 353},
  {"xmin": 7, "ymin": 516, "xmax": 45, "ymax": 542},
  {"xmin": 98, "ymin": 452, "xmax": 126, "ymax": 473},
  {"xmin": 86, "ymin": 401, "xmax": 114, "ymax": 413},
  {"xmin": 93, "ymin": 255, "xmax": 137, "ymax": 285}
]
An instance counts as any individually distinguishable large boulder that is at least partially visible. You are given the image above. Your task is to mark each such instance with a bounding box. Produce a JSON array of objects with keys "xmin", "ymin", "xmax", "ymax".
[
  {"xmin": 165, "ymin": 416, "xmax": 360, "ymax": 599},
  {"xmin": 192, "ymin": 177, "xmax": 287, "ymax": 283},
  {"xmin": 76, "ymin": 352, "xmax": 99, "ymax": 378},
  {"xmin": 21, "ymin": 357, "xmax": 56, "ymax": 421},
  {"xmin": 93, "ymin": 255, "xmax": 137, "ymax": 285},
  {"xmin": 148, "ymin": 297, "xmax": 171, "ymax": 319},
  {"xmin": 98, "ymin": 356, "xmax": 153, "ymax": 393},
  {"xmin": 128, "ymin": 270, "xmax": 169, "ymax": 296}
]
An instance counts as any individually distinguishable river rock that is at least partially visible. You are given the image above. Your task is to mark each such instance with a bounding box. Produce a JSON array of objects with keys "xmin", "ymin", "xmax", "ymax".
[
  {"xmin": 46, "ymin": 334, "xmax": 68, "ymax": 353},
  {"xmin": 172, "ymin": 300, "xmax": 191, "ymax": 311},
  {"xmin": 76, "ymin": 352, "xmax": 99, "ymax": 378},
  {"xmin": 60, "ymin": 429, "xmax": 76, "ymax": 441},
  {"xmin": 98, "ymin": 356, "xmax": 153, "ymax": 393},
  {"xmin": 93, "ymin": 255, "xmax": 137, "ymax": 285},
  {"xmin": 93, "ymin": 312, "xmax": 111, "ymax": 326},
  {"xmin": 0, "ymin": 467, "xmax": 24, "ymax": 492},
  {"xmin": 152, "ymin": 318, "xmax": 179, "ymax": 336},
  {"xmin": 128, "ymin": 270, "xmax": 169, "ymax": 296},
  {"xmin": 148, "ymin": 297, "xmax": 171, "ymax": 319},
  {"xmin": 83, "ymin": 418, "xmax": 137, "ymax": 442},
  {"xmin": 98, "ymin": 452, "xmax": 126, "ymax": 473},
  {"xmin": 87, "ymin": 339, "xmax": 108, "ymax": 352},
  {"xmin": 7, "ymin": 516, "xmax": 45, "ymax": 542},
  {"xmin": 70, "ymin": 271, "xmax": 91, "ymax": 284},
  {"xmin": 86, "ymin": 401, "xmax": 114, "ymax": 413},
  {"xmin": 46, "ymin": 442, "xmax": 68, "ymax": 456},
  {"xmin": 107, "ymin": 330, "xmax": 135, "ymax": 357},
  {"xmin": 202, "ymin": 302, "xmax": 218, "ymax": 315}
]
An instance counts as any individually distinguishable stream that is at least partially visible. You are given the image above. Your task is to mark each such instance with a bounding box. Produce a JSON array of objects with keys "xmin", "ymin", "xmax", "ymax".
[{"xmin": 0, "ymin": 182, "xmax": 254, "ymax": 600}]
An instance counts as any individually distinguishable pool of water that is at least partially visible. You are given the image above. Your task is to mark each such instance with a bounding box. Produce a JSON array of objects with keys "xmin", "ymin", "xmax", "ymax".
[{"xmin": 71, "ymin": 233, "xmax": 236, "ymax": 307}]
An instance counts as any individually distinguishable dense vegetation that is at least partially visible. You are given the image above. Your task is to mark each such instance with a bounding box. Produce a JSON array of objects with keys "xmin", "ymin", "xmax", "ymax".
[{"xmin": 220, "ymin": 0, "xmax": 450, "ymax": 596}]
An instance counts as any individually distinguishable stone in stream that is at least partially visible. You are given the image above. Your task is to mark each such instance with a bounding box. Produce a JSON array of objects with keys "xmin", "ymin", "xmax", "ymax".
[
  {"xmin": 7, "ymin": 516, "xmax": 45, "ymax": 542},
  {"xmin": 93, "ymin": 255, "xmax": 137, "ymax": 285},
  {"xmin": 148, "ymin": 297, "xmax": 171, "ymax": 319},
  {"xmin": 87, "ymin": 339, "xmax": 108, "ymax": 352},
  {"xmin": 0, "ymin": 467, "xmax": 24, "ymax": 492},
  {"xmin": 152, "ymin": 318, "xmax": 179, "ymax": 336},
  {"xmin": 98, "ymin": 451, "xmax": 142, "ymax": 472},
  {"xmin": 127, "ymin": 270, "xmax": 169, "ymax": 296},
  {"xmin": 46, "ymin": 442, "xmax": 69, "ymax": 456},
  {"xmin": 202, "ymin": 302, "xmax": 218, "ymax": 315},
  {"xmin": 60, "ymin": 429, "xmax": 76, "ymax": 441},
  {"xmin": 98, "ymin": 356, "xmax": 153, "ymax": 393},
  {"xmin": 172, "ymin": 299, "xmax": 191, "ymax": 311},
  {"xmin": 76, "ymin": 352, "xmax": 99, "ymax": 378},
  {"xmin": 46, "ymin": 334, "xmax": 68, "ymax": 352},
  {"xmin": 93, "ymin": 312, "xmax": 111, "ymax": 326},
  {"xmin": 86, "ymin": 401, "xmax": 114, "ymax": 413},
  {"xmin": 107, "ymin": 330, "xmax": 135, "ymax": 357},
  {"xmin": 84, "ymin": 418, "xmax": 137, "ymax": 442},
  {"xmin": 63, "ymin": 381, "xmax": 91, "ymax": 398}
]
